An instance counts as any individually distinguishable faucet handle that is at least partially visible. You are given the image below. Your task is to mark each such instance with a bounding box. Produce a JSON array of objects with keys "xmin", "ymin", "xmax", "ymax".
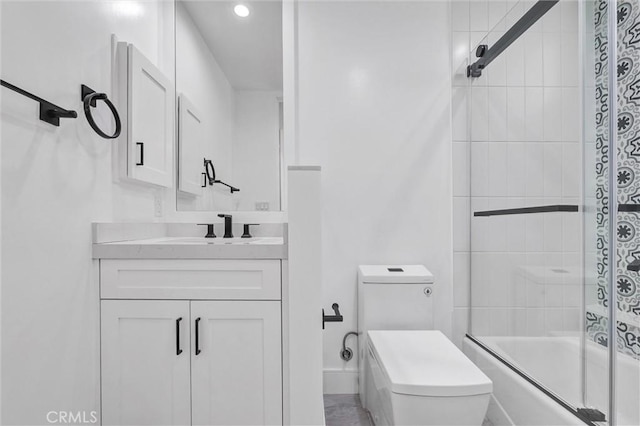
[
  {"xmin": 241, "ymin": 224, "xmax": 260, "ymax": 239},
  {"xmin": 197, "ymin": 224, "xmax": 216, "ymax": 238},
  {"xmin": 217, "ymin": 214, "xmax": 232, "ymax": 219}
]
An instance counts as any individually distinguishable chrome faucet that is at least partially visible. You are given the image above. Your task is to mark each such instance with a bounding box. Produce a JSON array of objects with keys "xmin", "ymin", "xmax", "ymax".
[{"xmin": 217, "ymin": 214, "xmax": 233, "ymax": 238}]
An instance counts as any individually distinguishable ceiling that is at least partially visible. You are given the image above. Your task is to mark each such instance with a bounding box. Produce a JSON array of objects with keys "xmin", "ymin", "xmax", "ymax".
[{"xmin": 182, "ymin": 0, "xmax": 283, "ymax": 91}]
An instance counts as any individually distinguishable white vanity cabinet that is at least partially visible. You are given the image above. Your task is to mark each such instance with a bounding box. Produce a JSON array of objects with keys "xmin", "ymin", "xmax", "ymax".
[
  {"xmin": 191, "ymin": 301, "xmax": 282, "ymax": 426},
  {"xmin": 99, "ymin": 259, "xmax": 283, "ymax": 426},
  {"xmin": 101, "ymin": 300, "xmax": 192, "ymax": 426}
]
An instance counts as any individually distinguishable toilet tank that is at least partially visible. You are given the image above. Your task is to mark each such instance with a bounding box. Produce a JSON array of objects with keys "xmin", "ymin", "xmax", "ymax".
[
  {"xmin": 358, "ymin": 265, "xmax": 435, "ymax": 334},
  {"xmin": 357, "ymin": 265, "xmax": 434, "ymax": 405}
]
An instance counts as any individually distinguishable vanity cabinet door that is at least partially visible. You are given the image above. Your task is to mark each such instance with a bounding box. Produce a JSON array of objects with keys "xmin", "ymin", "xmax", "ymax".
[
  {"xmin": 101, "ymin": 300, "xmax": 191, "ymax": 426},
  {"xmin": 191, "ymin": 301, "xmax": 282, "ymax": 426},
  {"xmin": 127, "ymin": 44, "xmax": 174, "ymax": 187}
]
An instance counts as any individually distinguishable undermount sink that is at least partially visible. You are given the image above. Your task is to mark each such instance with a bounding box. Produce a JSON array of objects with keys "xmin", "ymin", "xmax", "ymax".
[{"xmin": 139, "ymin": 237, "xmax": 284, "ymax": 245}]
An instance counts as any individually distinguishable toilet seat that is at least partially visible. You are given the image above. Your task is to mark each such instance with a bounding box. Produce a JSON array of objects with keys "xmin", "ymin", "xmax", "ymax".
[{"xmin": 367, "ymin": 330, "xmax": 493, "ymax": 397}]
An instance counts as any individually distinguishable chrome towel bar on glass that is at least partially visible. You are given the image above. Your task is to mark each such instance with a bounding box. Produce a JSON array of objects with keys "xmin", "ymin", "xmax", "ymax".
[{"xmin": 81, "ymin": 84, "xmax": 121, "ymax": 139}]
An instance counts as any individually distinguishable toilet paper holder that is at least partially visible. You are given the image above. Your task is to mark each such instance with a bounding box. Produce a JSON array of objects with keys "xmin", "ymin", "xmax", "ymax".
[{"xmin": 322, "ymin": 303, "xmax": 343, "ymax": 329}]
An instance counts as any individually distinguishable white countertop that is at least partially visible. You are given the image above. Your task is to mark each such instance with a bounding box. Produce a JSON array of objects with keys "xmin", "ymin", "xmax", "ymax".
[{"xmin": 93, "ymin": 236, "xmax": 287, "ymax": 259}]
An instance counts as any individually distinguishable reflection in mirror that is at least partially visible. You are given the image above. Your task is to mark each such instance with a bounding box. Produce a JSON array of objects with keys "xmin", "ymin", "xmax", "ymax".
[{"xmin": 176, "ymin": 0, "xmax": 283, "ymax": 211}]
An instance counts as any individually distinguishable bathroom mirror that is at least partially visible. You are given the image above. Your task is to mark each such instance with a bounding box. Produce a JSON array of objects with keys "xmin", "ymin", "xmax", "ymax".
[{"xmin": 175, "ymin": 0, "xmax": 283, "ymax": 211}]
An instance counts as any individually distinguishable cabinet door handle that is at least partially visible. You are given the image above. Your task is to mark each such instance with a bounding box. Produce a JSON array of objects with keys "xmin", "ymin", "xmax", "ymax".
[
  {"xmin": 195, "ymin": 317, "xmax": 201, "ymax": 355},
  {"xmin": 136, "ymin": 142, "xmax": 144, "ymax": 166},
  {"xmin": 176, "ymin": 317, "xmax": 183, "ymax": 355}
]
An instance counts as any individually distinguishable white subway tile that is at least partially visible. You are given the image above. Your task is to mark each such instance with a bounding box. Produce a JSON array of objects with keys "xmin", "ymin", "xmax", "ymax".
[
  {"xmin": 488, "ymin": 88, "xmax": 508, "ymax": 141},
  {"xmin": 471, "ymin": 87, "xmax": 489, "ymax": 141},
  {"xmin": 542, "ymin": 2, "xmax": 561, "ymax": 32},
  {"xmin": 525, "ymin": 213, "xmax": 545, "ymax": 251},
  {"xmin": 526, "ymin": 309, "xmax": 545, "ymax": 336},
  {"xmin": 507, "ymin": 87, "xmax": 525, "ymax": 141},
  {"xmin": 453, "ymin": 197, "xmax": 471, "ymax": 251},
  {"xmin": 544, "ymin": 143, "xmax": 563, "ymax": 197},
  {"xmin": 563, "ymin": 308, "xmax": 581, "ymax": 331},
  {"xmin": 562, "ymin": 88, "xmax": 579, "ymax": 141},
  {"xmin": 505, "ymin": 38, "xmax": 525, "ymax": 86},
  {"xmin": 525, "ymin": 88, "xmax": 544, "ymax": 141},
  {"xmin": 487, "ymin": 32, "xmax": 507, "ymax": 86},
  {"xmin": 543, "ymin": 214, "xmax": 563, "ymax": 252},
  {"xmin": 472, "ymin": 253, "xmax": 491, "ymax": 306},
  {"xmin": 505, "ymin": 1, "xmax": 524, "ymax": 28},
  {"xmin": 562, "ymin": 209, "xmax": 580, "ymax": 252},
  {"xmin": 489, "ymin": 215, "xmax": 508, "ymax": 252},
  {"xmin": 507, "ymin": 214, "xmax": 526, "ymax": 252},
  {"xmin": 452, "ymin": 87, "xmax": 469, "ymax": 141},
  {"xmin": 488, "ymin": 142, "xmax": 508, "ymax": 196},
  {"xmin": 561, "ymin": 31, "xmax": 579, "ymax": 87},
  {"xmin": 545, "ymin": 308, "xmax": 564, "ymax": 333},
  {"xmin": 507, "ymin": 143, "xmax": 526, "ymax": 196},
  {"xmin": 543, "ymin": 87, "xmax": 563, "ymax": 141},
  {"xmin": 510, "ymin": 308, "xmax": 527, "ymax": 335},
  {"xmin": 490, "ymin": 309, "xmax": 509, "ymax": 336},
  {"xmin": 543, "ymin": 32, "xmax": 562, "ymax": 86},
  {"xmin": 454, "ymin": 252, "xmax": 471, "ymax": 307},
  {"xmin": 525, "ymin": 142, "xmax": 544, "ymax": 197},
  {"xmin": 545, "ymin": 284, "xmax": 563, "ymax": 308},
  {"xmin": 562, "ymin": 142, "xmax": 580, "ymax": 198},
  {"xmin": 563, "ymin": 284, "xmax": 581, "ymax": 310},
  {"xmin": 472, "ymin": 308, "xmax": 492, "ymax": 335},
  {"xmin": 469, "ymin": 0, "xmax": 489, "ymax": 32},
  {"xmin": 453, "ymin": 142, "xmax": 470, "ymax": 196},
  {"xmin": 509, "ymin": 253, "xmax": 528, "ymax": 307},
  {"xmin": 471, "ymin": 142, "xmax": 489, "ymax": 195},
  {"xmin": 490, "ymin": 253, "xmax": 510, "ymax": 306},
  {"xmin": 471, "ymin": 197, "xmax": 489, "ymax": 250},
  {"xmin": 488, "ymin": 1, "xmax": 507, "ymax": 31},
  {"xmin": 561, "ymin": 0, "xmax": 579, "ymax": 34},
  {"xmin": 524, "ymin": 32, "xmax": 543, "ymax": 86},
  {"xmin": 452, "ymin": 0, "xmax": 470, "ymax": 31}
]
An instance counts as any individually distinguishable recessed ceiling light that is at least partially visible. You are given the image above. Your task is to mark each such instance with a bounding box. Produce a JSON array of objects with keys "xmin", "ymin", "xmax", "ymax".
[{"xmin": 234, "ymin": 4, "xmax": 250, "ymax": 18}]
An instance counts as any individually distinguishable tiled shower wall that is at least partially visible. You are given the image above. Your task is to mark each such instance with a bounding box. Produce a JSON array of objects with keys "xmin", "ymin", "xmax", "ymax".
[
  {"xmin": 586, "ymin": 0, "xmax": 640, "ymax": 359},
  {"xmin": 451, "ymin": 0, "xmax": 581, "ymax": 344}
]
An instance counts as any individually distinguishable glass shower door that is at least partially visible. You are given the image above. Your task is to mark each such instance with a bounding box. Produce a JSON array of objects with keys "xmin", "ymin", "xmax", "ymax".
[{"xmin": 466, "ymin": 0, "xmax": 612, "ymax": 422}]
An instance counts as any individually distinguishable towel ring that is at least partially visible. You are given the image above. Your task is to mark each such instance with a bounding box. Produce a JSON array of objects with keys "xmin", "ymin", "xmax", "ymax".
[{"xmin": 81, "ymin": 84, "xmax": 121, "ymax": 139}]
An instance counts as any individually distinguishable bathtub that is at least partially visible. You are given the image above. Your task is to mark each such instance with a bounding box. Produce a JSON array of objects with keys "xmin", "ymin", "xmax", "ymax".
[{"xmin": 463, "ymin": 335, "xmax": 640, "ymax": 426}]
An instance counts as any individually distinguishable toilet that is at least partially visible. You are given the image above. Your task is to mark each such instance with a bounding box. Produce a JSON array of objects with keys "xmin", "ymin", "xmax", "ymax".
[{"xmin": 358, "ymin": 265, "xmax": 492, "ymax": 425}]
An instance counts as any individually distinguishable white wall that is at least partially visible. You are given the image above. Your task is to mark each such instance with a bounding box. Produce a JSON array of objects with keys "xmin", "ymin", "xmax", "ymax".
[
  {"xmin": 295, "ymin": 1, "xmax": 453, "ymax": 392},
  {"xmin": 176, "ymin": 2, "xmax": 235, "ymax": 211},
  {"xmin": 232, "ymin": 90, "xmax": 281, "ymax": 212},
  {"xmin": 1, "ymin": 1, "xmax": 173, "ymax": 423}
]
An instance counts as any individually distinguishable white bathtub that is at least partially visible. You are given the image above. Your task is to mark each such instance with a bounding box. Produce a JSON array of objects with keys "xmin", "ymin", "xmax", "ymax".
[{"xmin": 463, "ymin": 336, "xmax": 640, "ymax": 426}]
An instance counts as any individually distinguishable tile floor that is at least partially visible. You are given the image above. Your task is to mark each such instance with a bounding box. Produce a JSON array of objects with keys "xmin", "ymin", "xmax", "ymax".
[
  {"xmin": 323, "ymin": 393, "xmax": 494, "ymax": 426},
  {"xmin": 324, "ymin": 394, "xmax": 372, "ymax": 426}
]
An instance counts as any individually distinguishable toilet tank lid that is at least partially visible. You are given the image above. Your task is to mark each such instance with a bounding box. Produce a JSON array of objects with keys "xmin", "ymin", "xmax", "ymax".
[
  {"xmin": 358, "ymin": 265, "xmax": 434, "ymax": 284},
  {"xmin": 367, "ymin": 330, "xmax": 493, "ymax": 397}
]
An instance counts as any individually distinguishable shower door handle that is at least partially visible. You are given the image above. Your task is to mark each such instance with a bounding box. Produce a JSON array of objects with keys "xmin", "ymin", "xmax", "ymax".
[{"xmin": 627, "ymin": 259, "xmax": 640, "ymax": 272}]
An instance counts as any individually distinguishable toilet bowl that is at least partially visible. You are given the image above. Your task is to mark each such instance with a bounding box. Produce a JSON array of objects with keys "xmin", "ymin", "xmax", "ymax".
[
  {"xmin": 364, "ymin": 330, "xmax": 492, "ymax": 426},
  {"xmin": 357, "ymin": 265, "xmax": 492, "ymax": 425}
]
